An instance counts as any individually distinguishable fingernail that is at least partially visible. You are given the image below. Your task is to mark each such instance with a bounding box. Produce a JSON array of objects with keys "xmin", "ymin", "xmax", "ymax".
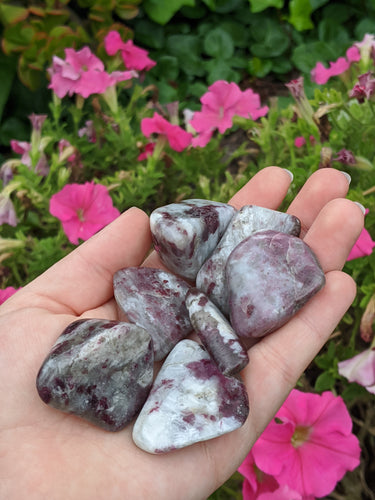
[
  {"xmin": 354, "ymin": 201, "xmax": 366, "ymax": 214},
  {"xmin": 341, "ymin": 171, "xmax": 351, "ymax": 184},
  {"xmin": 283, "ymin": 168, "xmax": 294, "ymax": 182}
]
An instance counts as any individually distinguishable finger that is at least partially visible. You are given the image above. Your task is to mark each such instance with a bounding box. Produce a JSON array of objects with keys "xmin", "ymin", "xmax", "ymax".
[
  {"xmin": 287, "ymin": 168, "xmax": 351, "ymax": 237},
  {"xmin": 303, "ymin": 198, "xmax": 364, "ymax": 272},
  {"xmin": 229, "ymin": 166, "xmax": 293, "ymax": 209},
  {"xmin": 22, "ymin": 208, "xmax": 152, "ymax": 315}
]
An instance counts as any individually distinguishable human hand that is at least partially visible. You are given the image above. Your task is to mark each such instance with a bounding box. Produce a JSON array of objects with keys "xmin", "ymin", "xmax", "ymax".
[{"xmin": 0, "ymin": 167, "xmax": 363, "ymax": 500}]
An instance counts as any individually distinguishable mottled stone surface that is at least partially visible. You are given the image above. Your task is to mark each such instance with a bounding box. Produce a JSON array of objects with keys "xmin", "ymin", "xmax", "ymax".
[
  {"xmin": 226, "ymin": 230, "xmax": 325, "ymax": 339},
  {"xmin": 132, "ymin": 339, "xmax": 249, "ymax": 454},
  {"xmin": 196, "ymin": 205, "xmax": 301, "ymax": 315},
  {"xmin": 186, "ymin": 288, "xmax": 249, "ymax": 375},
  {"xmin": 150, "ymin": 199, "xmax": 236, "ymax": 280},
  {"xmin": 36, "ymin": 319, "xmax": 154, "ymax": 431},
  {"xmin": 113, "ymin": 267, "xmax": 192, "ymax": 361}
]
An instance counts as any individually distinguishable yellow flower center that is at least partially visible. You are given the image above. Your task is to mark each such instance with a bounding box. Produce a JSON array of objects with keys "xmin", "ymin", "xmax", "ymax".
[
  {"xmin": 77, "ymin": 208, "xmax": 85, "ymax": 222},
  {"xmin": 291, "ymin": 425, "xmax": 311, "ymax": 448}
]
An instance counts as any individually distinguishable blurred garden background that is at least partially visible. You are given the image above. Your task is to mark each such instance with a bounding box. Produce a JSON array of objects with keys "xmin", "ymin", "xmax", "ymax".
[{"xmin": 1, "ymin": 0, "xmax": 375, "ymax": 498}]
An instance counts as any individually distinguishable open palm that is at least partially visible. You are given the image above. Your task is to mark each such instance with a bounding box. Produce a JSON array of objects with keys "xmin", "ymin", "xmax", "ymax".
[{"xmin": 0, "ymin": 167, "xmax": 363, "ymax": 500}]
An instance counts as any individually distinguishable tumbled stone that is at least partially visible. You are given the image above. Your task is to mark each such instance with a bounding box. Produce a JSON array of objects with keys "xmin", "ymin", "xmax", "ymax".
[
  {"xmin": 196, "ymin": 205, "xmax": 301, "ymax": 315},
  {"xmin": 186, "ymin": 288, "xmax": 249, "ymax": 375},
  {"xmin": 113, "ymin": 267, "xmax": 192, "ymax": 361},
  {"xmin": 36, "ymin": 319, "xmax": 154, "ymax": 431},
  {"xmin": 226, "ymin": 230, "xmax": 325, "ymax": 339},
  {"xmin": 132, "ymin": 339, "xmax": 249, "ymax": 454},
  {"xmin": 150, "ymin": 199, "xmax": 237, "ymax": 280}
]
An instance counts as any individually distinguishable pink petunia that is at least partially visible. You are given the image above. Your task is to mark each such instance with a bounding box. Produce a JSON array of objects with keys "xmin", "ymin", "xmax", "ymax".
[
  {"xmin": 141, "ymin": 112, "xmax": 192, "ymax": 152},
  {"xmin": 338, "ymin": 347, "xmax": 375, "ymax": 394},
  {"xmin": 104, "ymin": 31, "xmax": 156, "ymax": 72},
  {"xmin": 48, "ymin": 46, "xmax": 136, "ymax": 99},
  {"xmin": 190, "ymin": 80, "xmax": 268, "ymax": 136},
  {"xmin": 349, "ymin": 72, "xmax": 375, "ymax": 103},
  {"xmin": 347, "ymin": 209, "xmax": 375, "ymax": 260},
  {"xmin": 346, "ymin": 46, "xmax": 361, "ymax": 62},
  {"xmin": 311, "ymin": 57, "xmax": 350, "ymax": 85},
  {"xmin": 137, "ymin": 142, "xmax": 156, "ymax": 161},
  {"xmin": 238, "ymin": 451, "xmax": 279, "ymax": 499},
  {"xmin": 0, "ymin": 286, "xmax": 20, "ymax": 305},
  {"xmin": 347, "ymin": 227, "xmax": 375, "ymax": 260},
  {"xmin": 251, "ymin": 389, "xmax": 361, "ymax": 498},
  {"xmin": 294, "ymin": 136, "xmax": 306, "ymax": 148},
  {"xmin": 49, "ymin": 182, "xmax": 120, "ymax": 245},
  {"xmin": 257, "ymin": 485, "xmax": 306, "ymax": 500}
]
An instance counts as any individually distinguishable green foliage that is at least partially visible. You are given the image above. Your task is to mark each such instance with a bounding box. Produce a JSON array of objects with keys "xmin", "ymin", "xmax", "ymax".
[{"xmin": 142, "ymin": 0, "xmax": 195, "ymax": 24}]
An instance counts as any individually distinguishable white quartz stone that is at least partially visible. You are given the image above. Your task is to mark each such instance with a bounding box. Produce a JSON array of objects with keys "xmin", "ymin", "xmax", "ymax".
[{"xmin": 132, "ymin": 339, "xmax": 249, "ymax": 454}]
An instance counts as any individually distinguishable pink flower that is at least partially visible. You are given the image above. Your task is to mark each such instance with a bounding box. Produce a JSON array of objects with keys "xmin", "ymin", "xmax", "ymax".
[
  {"xmin": 104, "ymin": 31, "xmax": 156, "ymax": 72},
  {"xmin": 10, "ymin": 139, "xmax": 49, "ymax": 175},
  {"xmin": 251, "ymin": 389, "xmax": 361, "ymax": 498},
  {"xmin": 48, "ymin": 47, "xmax": 136, "ymax": 99},
  {"xmin": 238, "ymin": 451, "xmax": 279, "ymax": 499},
  {"xmin": 10, "ymin": 140, "xmax": 32, "ymax": 167},
  {"xmin": 347, "ymin": 227, "xmax": 375, "ymax": 260},
  {"xmin": 0, "ymin": 286, "xmax": 20, "ymax": 305},
  {"xmin": 346, "ymin": 46, "xmax": 361, "ymax": 62},
  {"xmin": 49, "ymin": 182, "xmax": 120, "ymax": 245},
  {"xmin": 190, "ymin": 81, "xmax": 268, "ymax": 136},
  {"xmin": 294, "ymin": 136, "xmax": 306, "ymax": 148},
  {"xmin": 137, "ymin": 142, "xmax": 156, "ymax": 161},
  {"xmin": 311, "ymin": 57, "xmax": 350, "ymax": 85},
  {"xmin": 257, "ymin": 485, "xmax": 306, "ymax": 500},
  {"xmin": 141, "ymin": 112, "xmax": 192, "ymax": 152},
  {"xmin": 349, "ymin": 72, "xmax": 375, "ymax": 102},
  {"xmin": 0, "ymin": 194, "xmax": 17, "ymax": 226},
  {"xmin": 338, "ymin": 347, "xmax": 375, "ymax": 394},
  {"xmin": 347, "ymin": 208, "xmax": 375, "ymax": 260}
]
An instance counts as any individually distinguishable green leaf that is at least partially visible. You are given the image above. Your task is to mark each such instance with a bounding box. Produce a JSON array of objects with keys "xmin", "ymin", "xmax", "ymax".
[
  {"xmin": 247, "ymin": 56, "xmax": 272, "ymax": 77},
  {"xmin": 217, "ymin": 20, "xmax": 249, "ymax": 48},
  {"xmin": 271, "ymin": 57, "xmax": 292, "ymax": 74},
  {"xmin": 0, "ymin": 53, "xmax": 16, "ymax": 122},
  {"xmin": 251, "ymin": 18, "xmax": 290, "ymax": 58},
  {"xmin": 248, "ymin": 0, "xmax": 284, "ymax": 13},
  {"xmin": 203, "ymin": 27, "xmax": 234, "ymax": 59},
  {"xmin": 166, "ymin": 34, "xmax": 205, "ymax": 76},
  {"xmin": 132, "ymin": 19, "xmax": 165, "ymax": 49},
  {"xmin": 202, "ymin": 0, "xmax": 244, "ymax": 13},
  {"xmin": 288, "ymin": 0, "xmax": 314, "ymax": 31},
  {"xmin": 355, "ymin": 18, "xmax": 375, "ymax": 41},
  {"xmin": 0, "ymin": 117, "xmax": 29, "ymax": 146},
  {"xmin": 314, "ymin": 371, "xmax": 336, "ymax": 391},
  {"xmin": 291, "ymin": 41, "xmax": 335, "ymax": 73},
  {"xmin": 0, "ymin": 4, "xmax": 28, "ymax": 25},
  {"xmin": 143, "ymin": 0, "xmax": 195, "ymax": 24},
  {"xmin": 152, "ymin": 55, "xmax": 179, "ymax": 80},
  {"xmin": 318, "ymin": 19, "xmax": 350, "ymax": 47},
  {"xmin": 2, "ymin": 24, "xmax": 35, "ymax": 53},
  {"xmin": 206, "ymin": 59, "xmax": 240, "ymax": 84}
]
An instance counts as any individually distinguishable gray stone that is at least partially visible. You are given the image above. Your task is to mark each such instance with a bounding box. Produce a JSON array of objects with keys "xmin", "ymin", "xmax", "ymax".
[
  {"xmin": 196, "ymin": 205, "xmax": 301, "ymax": 315},
  {"xmin": 186, "ymin": 288, "xmax": 249, "ymax": 375},
  {"xmin": 113, "ymin": 267, "xmax": 192, "ymax": 361},
  {"xmin": 226, "ymin": 230, "xmax": 325, "ymax": 339},
  {"xmin": 36, "ymin": 319, "xmax": 154, "ymax": 431},
  {"xmin": 150, "ymin": 199, "xmax": 236, "ymax": 281},
  {"xmin": 132, "ymin": 339, "xmax": 249, "ymax": 454}
]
